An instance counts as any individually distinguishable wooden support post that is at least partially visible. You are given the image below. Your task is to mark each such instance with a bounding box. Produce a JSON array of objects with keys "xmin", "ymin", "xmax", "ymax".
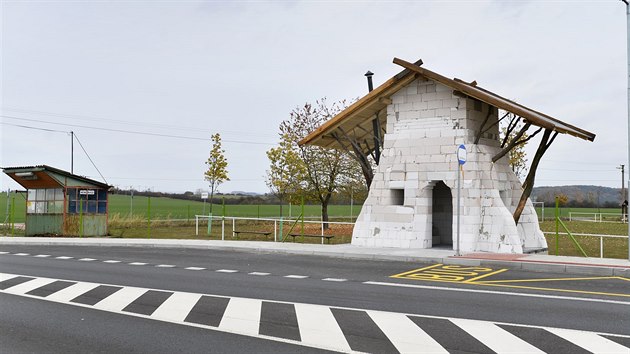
[{"xmin": 513, "ymin": 129, "xmax": 558, "ymax": 224}]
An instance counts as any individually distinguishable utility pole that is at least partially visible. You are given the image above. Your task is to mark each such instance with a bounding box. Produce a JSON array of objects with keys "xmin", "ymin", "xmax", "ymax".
[
  {"xmin": 623, "ymin": 0, "xmax": 630, "ymax": 261},
  {"xmin": 70, "ymin": 131, "xmax": 74, "ymax": 174},
  {"xmin": 619, "ymin": 165, "xmax": 626, "ymax": 221}
]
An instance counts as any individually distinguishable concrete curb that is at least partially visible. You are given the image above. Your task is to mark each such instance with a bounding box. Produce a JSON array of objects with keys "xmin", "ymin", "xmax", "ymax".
[{"xmin": 1, "ymin": 237, "xmax": 628, "ymax": 276}]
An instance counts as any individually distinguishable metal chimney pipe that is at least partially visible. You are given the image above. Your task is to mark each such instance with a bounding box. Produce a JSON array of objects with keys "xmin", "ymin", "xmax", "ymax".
[{"xmin": 365, "ymin": 71, "xmax": 374, "ymax": 92}]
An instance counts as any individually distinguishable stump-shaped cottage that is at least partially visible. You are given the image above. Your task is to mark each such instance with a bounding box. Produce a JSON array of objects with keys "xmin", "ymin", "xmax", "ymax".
[{"xmin": 300, "ymin": 58, "xmax": 595, "ymax": 253}]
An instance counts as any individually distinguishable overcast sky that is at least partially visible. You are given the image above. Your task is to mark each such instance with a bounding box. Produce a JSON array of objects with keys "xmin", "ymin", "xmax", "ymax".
[{"xmin": 0, "ymin": 0, "xmax": 627, "ymax": 194}]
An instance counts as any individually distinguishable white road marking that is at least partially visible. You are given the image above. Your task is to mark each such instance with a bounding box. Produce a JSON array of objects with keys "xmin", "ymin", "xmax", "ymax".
[
  {"xmin": 546, "ymin": 327, "xmax": 630, "ymax": 354},
  {"xmin": 155, "ymin": 264, "xmax": 176, "ymax": 268},
  {"xmin": 285, "ymin": 275, "xmax": 308, "ymax": 279},
  {"xmin": 322, "ymin": 278, "xmax": 347, "ymax": 282},
  {"xmin": 451, "ymin": 318, "xmax": 545, "ymax": 353},
  {"xmin": 219, "ymin": 297, "xmax": 262, "ymax": 335},
  {"xmin": 78, "ymin": 258, "xmax": 97, "ymax": 262},
  {"xmin": 128, "ymin": 262, "xmax": 147, "ymax": 266},
  {"xmin": 103, "ymin": 260, "xmax": 121, "ymax": 264},
  {"xmin": 14, "ymin": 253, "xmax": 29, "ymax": 256},
  {"xmin": 248, "ymin": 272, "xmax": 270, "ymax": 276},
  {"xmin": 151, "ymin": 292, "xmax": 202, "ymax": 322},
  {"xmin": 369, "ymin": 310, "xmax": 448, "ymax": 354},
  {"xmin": 364, "ymin": 281, "xmax": 630, "ymax": 306},
  {"xmin": 92, "ymin": 287, "xmax": 147, "ymax": 312},
  {"xmin": 46, "ymin": 282, "xmax": 101, "ymax": 302},
  {"xmin": 55, "ymin": 256, "xmax": 73, "ymax": 260},
  {"xmin": 0, "ymin": 251, "xmax": 9, "ymax": 254},
  {"xmin": 3, "ymin": 277, "xmax": 56, "ymax": 295},
  {"xmin": 295, "ymin": 303, "xmax": 352, "ymax": 352},
  {"xmin": 185, "ymin": 267, "xmax": 205, "ymax": 271},
  {"xmin": 34, "ymin": 254, "xmax": 51, "ymax": 258},
  {"xmin": 216, "ymin": 269, "xmax": 238, "ymax": 273}
]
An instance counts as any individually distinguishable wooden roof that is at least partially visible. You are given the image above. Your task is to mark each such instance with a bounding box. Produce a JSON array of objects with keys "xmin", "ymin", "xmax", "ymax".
[
  {"xmin": 299, "ymin": 58, "xmax": 595, "ymax": 149},
  {"xmin": 3, "ymin": 165, "xmax": 110, "ymax": 189}
]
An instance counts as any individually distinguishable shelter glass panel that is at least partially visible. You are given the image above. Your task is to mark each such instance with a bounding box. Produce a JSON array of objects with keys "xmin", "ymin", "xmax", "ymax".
[
  {"xmin": 67, "ymin": 188, "xmax": 107, "ymax": 214},
  {"xmin": 26, "ymin": 188, "xmax": 63, "ymax": 214}
]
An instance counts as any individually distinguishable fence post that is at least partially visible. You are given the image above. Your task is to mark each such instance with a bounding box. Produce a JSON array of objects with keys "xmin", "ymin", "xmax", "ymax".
[
  {"xmin": 10, "ymin": 196, "xmax": 15, "ymax": 236},
  {"xmin": 555, "ymin": 197, "xmax": 559, "ymax": 256},
  {"xmin": 147, "ymin": 196, "xmax": 151, "ymax": 238},
  {"xmin": 274, "ymin": 220, "xmax": 277, "ymax": 242},
  {"xmin": 207, "ymin": 213, "xmax": 212, "ymax": 236},
  {"xmin": 79, "ymin": 199, "xmax": 84, "ymax": 237},
  {"xmin": 195, "ymin": 215, "xmax": 199, "ymax": 235},
  {"xmin": 600, "ymin": 236, "xmax": 604, "ymax": 258}
]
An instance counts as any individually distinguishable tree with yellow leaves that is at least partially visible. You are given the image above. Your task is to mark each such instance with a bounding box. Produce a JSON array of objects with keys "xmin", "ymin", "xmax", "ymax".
[{"xmin": 204, "ymin": 133, "xmax": 229, "ymax": 213}]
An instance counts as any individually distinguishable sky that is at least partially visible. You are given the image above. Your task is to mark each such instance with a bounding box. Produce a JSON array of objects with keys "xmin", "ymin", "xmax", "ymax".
[{"xmin": 0, "ymin": 0, "xmax": 627, "ymax": 194}]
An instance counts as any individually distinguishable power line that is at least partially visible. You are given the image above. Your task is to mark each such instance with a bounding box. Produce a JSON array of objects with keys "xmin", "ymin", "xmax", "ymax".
[
  {"xmin": 1, "ymin": 115, "xmax": 276, "ymax": 145},
  {"xmin": 0, "ymin": 122, "xmax": 68, "ymax": 134},
  {"xmin": 73, "ymin": 133, "xmax": 107, "ymax": 184},
  {"xmin": 1, "ymin": 107, "xmax": 277, "ymax": 139}
]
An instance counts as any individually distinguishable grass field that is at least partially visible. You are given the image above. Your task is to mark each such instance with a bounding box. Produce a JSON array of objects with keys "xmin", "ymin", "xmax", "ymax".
[
  {"xmin": 1, "ymin": 192, "xmax": 628, "ymax": 258},
  {"xmin": 0, "ymin": 192, "xmax": 358, "ymax": 223}
]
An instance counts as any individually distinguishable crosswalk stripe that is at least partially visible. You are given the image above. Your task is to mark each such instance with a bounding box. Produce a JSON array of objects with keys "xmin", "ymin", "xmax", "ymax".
[
  {"xmin": 103, "ymin": 260, "xmax": 121, "ymax": 263},
  {"xmin": 295, "ymin": 303, "xmax": 352, "ymax": 352},
  {"xmin": 1, "ymin": 271, "xmax": 628, "ymax": 354},
  {"xmin": 3, "ymin": 277, "xmax": 57, "ymax": 295},
  {"xmin": 546, "ymin": 327, "xmax": 630, "ymax": 354},
  {"xmin": 451, "ymin": 318, "xmax": 545, "ymax": 353},
  {"xmin": 34, "ymin": 254, "xmax": 51, "ymax": 258},
  {"xmin": 219, "ymin": 297, "xmax": 262, "ymax": 335},
  {"xmin": 92, "ymin": 287, "xmax": 147, "ymax": 312},
  {"xmin": 151, "ymin": 292, "xmax": 202, "ymax": 323},
  {"xmin": 78, "ymin": 258, "xmax": 97, "ymax": 262},
  {"xmin": 46, "ymin": 282, "xmax": 101, "ymax": 302},
  {"xmin": 368, "ymin": 310, "xmax": 448, "ymax": 354}
]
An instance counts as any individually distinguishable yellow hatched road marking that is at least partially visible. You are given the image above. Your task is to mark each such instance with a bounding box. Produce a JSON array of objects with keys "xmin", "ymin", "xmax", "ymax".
[
  {"xmin": 462, "ymin": 268, "xmax": 509, "ymax": 283},
  {"xmin": 475, "ymin": 276, "xmax": 621, "ymax": 284},
  {"xmin": 478, "ymin": 282, "xmax": 630, "ymax": 298},
  {"xmin": 391, "ymin": 264, "xmax": 443, "ymax": 279}
]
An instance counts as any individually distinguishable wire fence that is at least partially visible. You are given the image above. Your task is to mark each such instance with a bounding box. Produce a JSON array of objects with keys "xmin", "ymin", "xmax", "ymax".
[{"xmin": 194, "ymin": 215, "xmax": 355, "ymax": 244}]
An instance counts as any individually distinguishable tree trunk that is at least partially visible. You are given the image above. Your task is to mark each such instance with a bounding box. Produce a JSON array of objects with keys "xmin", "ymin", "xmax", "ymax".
[
  {"xmin": 321, "ymin": 201, "xmax": 330, "ymax": 230},
  {"xmin": 513, "ymin": 129, "xmax": 557, "ymax": 224}
]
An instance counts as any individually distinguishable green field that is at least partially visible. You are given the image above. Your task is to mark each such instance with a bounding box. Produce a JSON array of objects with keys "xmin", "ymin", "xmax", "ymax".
[{"xmin": 0, "ymin": 192, "xmax": 359, "ymax": 223}]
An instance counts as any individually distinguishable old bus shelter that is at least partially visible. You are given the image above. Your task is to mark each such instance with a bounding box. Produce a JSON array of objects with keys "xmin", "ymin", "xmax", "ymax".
[{"xmin": 3, "ymin": 165, "xmax": 110, "ymax": 236}]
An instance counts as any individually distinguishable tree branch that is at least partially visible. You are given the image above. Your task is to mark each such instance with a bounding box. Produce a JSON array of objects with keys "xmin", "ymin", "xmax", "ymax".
[{"xmin": 492, "ymin": 122, "xmax": 531, "ymax": 163}]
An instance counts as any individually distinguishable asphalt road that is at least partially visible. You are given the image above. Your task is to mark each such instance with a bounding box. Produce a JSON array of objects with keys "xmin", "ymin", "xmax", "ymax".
[{"xmin": 1, "ymin": 245, "xmax": 629, "ymax": 353}]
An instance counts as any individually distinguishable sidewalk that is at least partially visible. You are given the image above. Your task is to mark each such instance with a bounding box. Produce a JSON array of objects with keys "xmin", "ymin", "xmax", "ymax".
[{"xmin": 1, "ymin": 236, "xmax": 628, "ymax": 276}]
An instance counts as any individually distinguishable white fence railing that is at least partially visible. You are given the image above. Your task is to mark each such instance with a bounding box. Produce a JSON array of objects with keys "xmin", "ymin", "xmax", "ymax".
[
  {"xmin": 194, "ymin": 215, "xmax": 354, "ymax": 244},
  {"xmin": 568, "ymin": 212, "xmax": 627, "ymax": 223},
  {"xmin": 542, "ymin": 231, "xmax": 627, "ymax": 258}
]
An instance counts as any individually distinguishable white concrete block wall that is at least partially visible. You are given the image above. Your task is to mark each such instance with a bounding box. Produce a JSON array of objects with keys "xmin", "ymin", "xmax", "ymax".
[{"xmin": 352, "ymin": 78, "xmax": 546, "ymax": 253}]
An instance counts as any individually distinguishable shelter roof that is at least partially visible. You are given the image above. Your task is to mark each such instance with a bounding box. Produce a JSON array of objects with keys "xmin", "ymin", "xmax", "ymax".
[
  {"xmin": 299, "ymin": 58, "xmax": 595, "ymax": 149},
  {"xmin": 3, "ymin": 165, "xmax": 110, "ymax": 190}
]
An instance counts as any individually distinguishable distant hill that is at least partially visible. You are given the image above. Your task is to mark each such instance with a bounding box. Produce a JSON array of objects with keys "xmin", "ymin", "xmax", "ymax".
[{"xmin": 531, "ymin": 185, "xmax": 623, "ymax": 207}]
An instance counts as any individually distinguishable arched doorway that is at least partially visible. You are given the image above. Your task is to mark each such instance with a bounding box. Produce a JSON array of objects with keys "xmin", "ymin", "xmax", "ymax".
[{"xmin": 432, "ymin": 181, "xmax": 453, "ymax": 247}]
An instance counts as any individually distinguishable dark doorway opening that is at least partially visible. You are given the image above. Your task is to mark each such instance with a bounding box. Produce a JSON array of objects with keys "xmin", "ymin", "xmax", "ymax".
[{"xmin": 432, "ymin": 181, "xmax": 453, "ymax": 246}]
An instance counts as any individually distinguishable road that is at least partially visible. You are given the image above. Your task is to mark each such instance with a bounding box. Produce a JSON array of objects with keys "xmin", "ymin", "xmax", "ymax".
[{"xmin": 1, "ymin": 245, "xmax": 629, "ymax": 353}]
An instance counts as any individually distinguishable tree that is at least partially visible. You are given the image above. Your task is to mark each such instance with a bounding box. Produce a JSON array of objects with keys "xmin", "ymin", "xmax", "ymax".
[
  {"xmin": 498, "ymin": 112, "xmax": 534, "ymax": 180},
  {"xmin": 267, "ymin": 99, "xmax": 362, "ymax": 229},
  {"xmin": 204, "ymin": 133, "xmax": 229, "ymax": 213},
  {"xmin": 556, "ymin": 193, "xmax": 569, "ymax": 207},
  {"xmin": 265, "ymin": 133, "xmax": 307, "ymax": 216}
]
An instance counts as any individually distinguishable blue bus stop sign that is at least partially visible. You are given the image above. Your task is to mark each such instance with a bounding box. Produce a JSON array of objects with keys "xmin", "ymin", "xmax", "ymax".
[{"xmin": 457, "ymin": 144, "xmax": 467, "ymax": 165}]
